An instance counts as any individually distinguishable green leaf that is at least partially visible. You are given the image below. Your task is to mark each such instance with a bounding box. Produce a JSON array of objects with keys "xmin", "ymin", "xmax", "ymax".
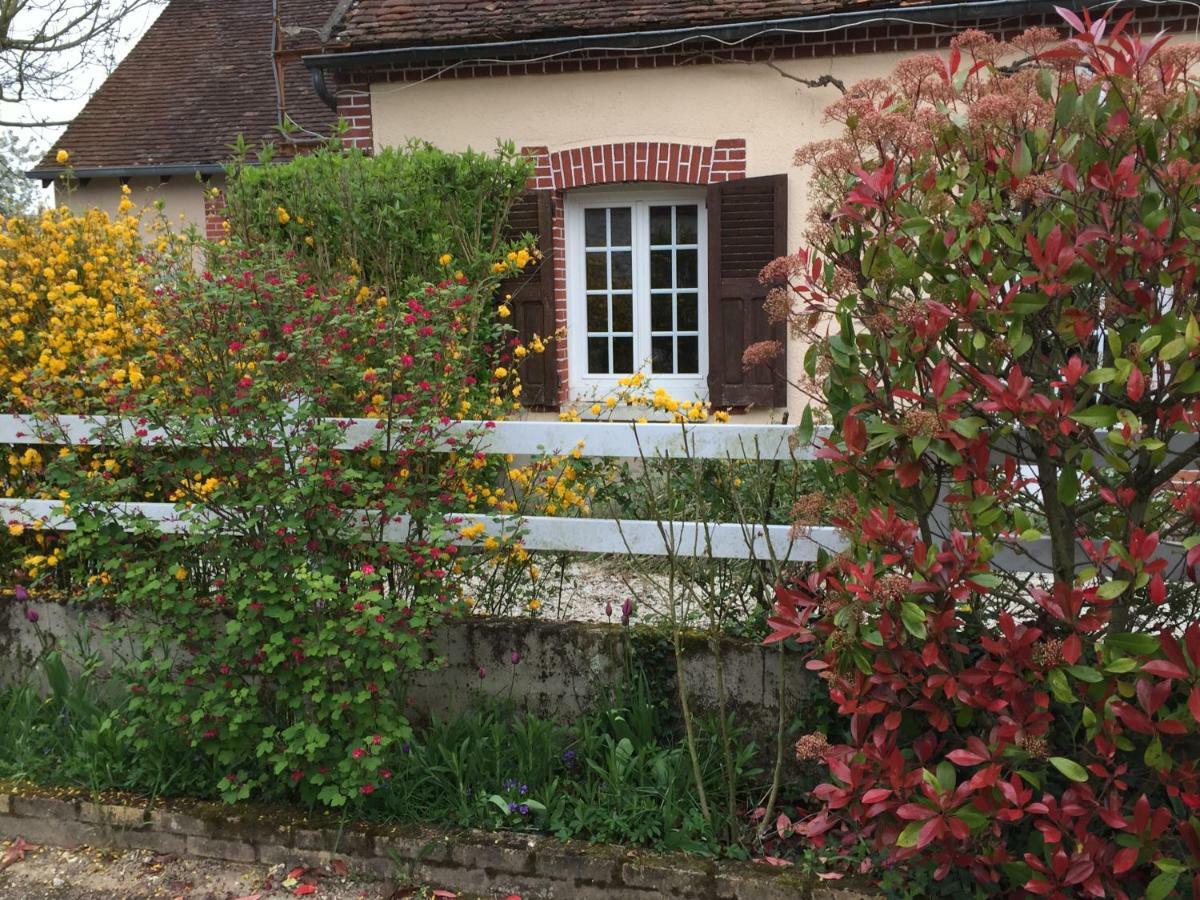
[
  {"xmin": 1049, "ymin": 756, "xmax": 1088, "ymax": 783},
  {"xmin": 796, "ymin": 404, "xmax": 815, "ymax": 448},
  {"xmin": 896, "ymin": 821, "xmax": 923, "ymax": 848},
  {"xmin": 1106, "ymin": 634, "xmax": 1164, "ymax": 657},
  {"xmin": 1146, "ymin": 871, "xmax": 1179, "ymax": 900},
  {"xmin": 1067, "ymin": 665, "xmax": 1103, "ymax": 683},
  {"xmin": 900, "ymin": 601, "xmax": 928, "ymax": 640},
  {"xmin": 1057, "ymin": 466, "xmax": 1079, "ymax": 506},
  {"xmin": 1097, "ymin": 580, "xmax": 1129, "ymax": 600},
  {"xmin": 1070, "ymin": 405, "xmax": 1119, "ymax": 428}
]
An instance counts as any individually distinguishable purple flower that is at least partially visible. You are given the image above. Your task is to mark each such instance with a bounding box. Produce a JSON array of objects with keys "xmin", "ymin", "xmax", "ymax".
[
  {"xmin": 477, "ymin": 665, "xmax": 486, "ymax": 680},
  {"xmin": 519, "ymin": 784, "xmax": 528, "ymax": 795},
  {"xmin": 510, "ymin": 650, "xmax": 521, "ymax": 665},
  {"xmin": 507, "ymin": 801, "xmax": 517, "ymax": 813},
  {"xmin": 25, "ymin": 608, "xmax": 38, "ymax": 624},
  {"xmin": 604, "ymin": 601, "xmax": 612, "ymax": 619},
  {"xmin": 518, "ymin": 804, "xmax": 529, "ymax": 816},
  {"xmin": 13, "ymin": 585, "xmax": 28, "ymax": 602},
  {"xmin": 621, "ymin": 598, "xmax": 633, "ymax": 625}
]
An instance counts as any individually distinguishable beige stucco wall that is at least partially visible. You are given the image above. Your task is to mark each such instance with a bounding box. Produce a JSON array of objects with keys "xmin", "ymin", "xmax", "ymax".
[
  {"xmin": 369, "ymin": 54, "xmax": 905, "ymax": 418},
  {"xmin": 59, "ymin": 175, "xmax": 219, "ymax": 234}
]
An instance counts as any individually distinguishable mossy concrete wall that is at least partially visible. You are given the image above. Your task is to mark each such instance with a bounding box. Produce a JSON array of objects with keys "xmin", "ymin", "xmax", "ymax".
[{"xmin": 0, "ymin": 600, "xmax": 812, "ymax": 739}]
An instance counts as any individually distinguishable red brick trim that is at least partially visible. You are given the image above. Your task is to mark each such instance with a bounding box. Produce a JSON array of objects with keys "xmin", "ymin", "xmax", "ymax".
[
  {"xmin": 523, "ymin": 140, "xmax": 748, "ymax": 403},
  {"xmin": 336, "ymin": 76, "xmax": 374, "ymax": 151},
  {"xmin": 524, "ymin": 139, "xmax": 746, "ymax": 192},
  {"xmin": 203, "ymin": 188, "xmax": 227, "ymax": 242}
]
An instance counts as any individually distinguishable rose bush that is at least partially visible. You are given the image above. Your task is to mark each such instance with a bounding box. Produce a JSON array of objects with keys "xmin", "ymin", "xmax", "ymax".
[{"xmin": 764, "ymin": 11, "xmax": 1200, "ymax": 897}]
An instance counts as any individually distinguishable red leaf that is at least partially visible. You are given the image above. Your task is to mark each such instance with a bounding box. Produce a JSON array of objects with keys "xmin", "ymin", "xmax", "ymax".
[
  {"xmin": 1112, "ymin": 846, "xmax": 1139, "ymax": 875},
  {"xmin": 1062, "ymin": 633, "xmax": 1082, "ymax": 665},
  {"xmin": 755, "ymin": 856, "xmax": 794, "ymax": 867},
  {"xmin": 294, "ymin": 887, "xmax": 317, "ymax": 897},
  {"xmin": 1189, "ymin": 685, "xmax": 1200, "ymax": 724},
  {"xmin": 897, "ymin": 803, "xmax": 936, "ymax": 821},
  {"xmin": 946, "ymin": 749, "xmax": 987, "ymax": 766},
  {"xmin": 432, "ymin": 892, "xmax": 458, "ymax": 899},
  {"xmin": 1127, "ymin": 366, "xmax": 1145, "ymax": 402},
  {"xmin": 287, "ymin": 867, "xmax": 307, "ymax": 881},
  {"xmin": 861, "ymin": 788, "xmax": 893, "ymax": 804},
  {"xmin": 329, "ymin": 859, "xmax": 348, "ymax": 877},
  {"xmin": 1142, "ymin": 660, "xmax": 1188, "ymax": 679}
]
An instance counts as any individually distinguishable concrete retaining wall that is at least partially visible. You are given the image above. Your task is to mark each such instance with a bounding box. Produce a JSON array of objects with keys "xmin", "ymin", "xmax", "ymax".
[{"xmin": 0, "ymin": 599, "xmax": 811, "ymax": 739}]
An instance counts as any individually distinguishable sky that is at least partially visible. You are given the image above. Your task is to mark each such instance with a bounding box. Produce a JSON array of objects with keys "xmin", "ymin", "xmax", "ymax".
[{"xmin": 2, "ymin": 3, "xmax": 163, "ymax": 178}]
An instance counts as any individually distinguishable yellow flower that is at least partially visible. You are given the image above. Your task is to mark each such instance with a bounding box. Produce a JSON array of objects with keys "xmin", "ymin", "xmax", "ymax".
[
  {"xmin": 714, "ymin": 410, "xmax": 730, "ymax": 423},
  {"xmin": 514, "ymin": 345, "xmax": 528, "ymax": 359},
  {"xmin": 494, "ymin": 367, "xmax": 508, "ymax": 379},
  {"xmin": 497, "ymin": 305, "xmax": 511, "ymax": 318},
  {"xmin": 438, "ymin": 253, "xmax": 453, "ymax": 266},
  {"xmin": 55, "ymin": 149, "xmax": 70, "ymax": 165},
  {"xmin": 276, "ymin": 206, "xmax": 290, "ymax": 225},
  {"xmin": 7, "ymin": 523, "xmax": 23, "ymax": 536},
  {"xmin": 590, "ymin": 404, "xmax": 601, "ymax": 415},
  {"xmin": 528, "ymin": 598, "xmax": 542, "ymax": 611},
  {"xmin": 174, "ymin": 566, "xmax": 187, "ymax": 580}
]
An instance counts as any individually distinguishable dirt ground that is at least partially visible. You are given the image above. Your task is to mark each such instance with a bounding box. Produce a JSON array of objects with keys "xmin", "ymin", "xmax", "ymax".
[{"xmin": 0, "ymin": 837, "xmax": 489, "ymax": 900}]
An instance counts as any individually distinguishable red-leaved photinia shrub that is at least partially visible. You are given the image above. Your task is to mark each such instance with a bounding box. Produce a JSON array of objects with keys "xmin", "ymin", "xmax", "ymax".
[{"xmin": 762, "ymin": 8, "xmax": 1200, "ymax": 897}]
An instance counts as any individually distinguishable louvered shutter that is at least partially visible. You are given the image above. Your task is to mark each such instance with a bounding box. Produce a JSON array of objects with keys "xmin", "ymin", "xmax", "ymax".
[
  {"xmin": 706, "ymin": 175, "xmax": 788, "ymax": 408},
  {"xmin": 497, "ymin": 190, "xmax": 558, "ymax": 409}
]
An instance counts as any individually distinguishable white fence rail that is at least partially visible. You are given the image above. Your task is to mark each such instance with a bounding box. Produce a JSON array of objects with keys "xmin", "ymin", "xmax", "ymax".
[{"xmin": 0, "ymin": 414, "xmax": 1194, "ymax": 577}]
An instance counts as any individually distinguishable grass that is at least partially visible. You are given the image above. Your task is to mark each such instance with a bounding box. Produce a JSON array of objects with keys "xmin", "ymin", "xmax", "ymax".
[{"xmin": 0, "ymin": 654, "xmax": 770, "ymax": 857}]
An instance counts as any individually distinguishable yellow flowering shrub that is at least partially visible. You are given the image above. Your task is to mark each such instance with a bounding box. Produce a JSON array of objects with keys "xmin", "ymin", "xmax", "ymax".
[{"xmin": 0, "ymin": 201, "xmax": 161, "ymax": 409}]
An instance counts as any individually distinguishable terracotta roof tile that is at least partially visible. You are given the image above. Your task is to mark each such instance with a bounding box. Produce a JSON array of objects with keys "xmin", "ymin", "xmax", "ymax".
[
  {"xmin": 36, "ymin": 0, "xmax": 342, "ymax": 174},
  {"xmin": 335, "ymin": 0, "xmax": 958, "ymax": 47}
]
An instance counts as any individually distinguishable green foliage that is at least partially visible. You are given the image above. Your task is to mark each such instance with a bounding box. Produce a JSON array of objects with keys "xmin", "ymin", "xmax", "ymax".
[
  {"xmin": 39, "ymin": 240, "xmax": 522, "ymax": 808},
  {"xmin": 222, "ymin": 138, "xmax": 533, "ymax": 295},
  {"xmin": 0, "ymin": 656, "xmax": 766, "ymax": 855}
]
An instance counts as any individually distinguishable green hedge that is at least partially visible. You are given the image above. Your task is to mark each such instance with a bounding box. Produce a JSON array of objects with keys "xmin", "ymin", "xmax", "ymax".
[{"xmin": 223, "ymin": 139, "xmax": 532, "ymax": 294}]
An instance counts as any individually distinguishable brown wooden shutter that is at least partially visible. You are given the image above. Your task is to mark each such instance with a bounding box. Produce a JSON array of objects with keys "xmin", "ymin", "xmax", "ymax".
[
  {"xmin": 706, "ymin": 174, "xmax": 788, "ymax": 408},
  {"xmin": 497, "ymin": 190, "xmax": 558, "ymax": 409}
]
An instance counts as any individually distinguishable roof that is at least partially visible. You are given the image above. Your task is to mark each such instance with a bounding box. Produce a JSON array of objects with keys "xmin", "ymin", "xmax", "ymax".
[
  {"xmin": 331, "ymin": 0, "xmax": 965, "ymax": 49},
  {"xmin": 33, "ymin": 0, "xmax": 343, "ymax": 176}
]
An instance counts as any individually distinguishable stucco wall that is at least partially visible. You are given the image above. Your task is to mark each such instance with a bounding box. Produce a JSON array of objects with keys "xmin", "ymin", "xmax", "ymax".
[
  {"xmin": 59, "ymin": 175, "xmax": 220, "ymax": 234},
  {"xmin": 368, "ymin": 55, "xmax": 904, "ymax": 416}
]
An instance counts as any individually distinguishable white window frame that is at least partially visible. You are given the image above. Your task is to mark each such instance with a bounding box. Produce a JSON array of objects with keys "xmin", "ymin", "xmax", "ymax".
[{"xmin": 564, "ymin": 186, "xmax": 709, "ymax": 401}]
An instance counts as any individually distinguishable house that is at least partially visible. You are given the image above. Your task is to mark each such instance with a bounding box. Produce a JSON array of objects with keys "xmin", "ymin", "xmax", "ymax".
[
  {"xmin": 28, "ymin": 0, "xmax": 344, "ymax": 238},
  {"xmin": 33, "ymin": 0, "xmax": 1200, "ymax": 413}
]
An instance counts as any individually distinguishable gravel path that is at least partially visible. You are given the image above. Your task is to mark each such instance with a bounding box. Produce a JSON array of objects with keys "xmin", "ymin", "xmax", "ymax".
[{"xmin": 0, "ymin": 838, "xmax": 485, "ymax": 899}]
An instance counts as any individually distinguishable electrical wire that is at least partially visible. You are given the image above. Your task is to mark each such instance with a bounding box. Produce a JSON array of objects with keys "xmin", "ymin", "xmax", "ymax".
[{"xmin": 338, "ymin": 0, "xmax": 1200, "ymax": 101}]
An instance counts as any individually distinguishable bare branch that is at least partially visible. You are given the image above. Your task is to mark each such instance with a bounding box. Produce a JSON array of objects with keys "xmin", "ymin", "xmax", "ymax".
[{"xmin": 763, "ymin": 62, "xmax": 847, "ymax": 94}]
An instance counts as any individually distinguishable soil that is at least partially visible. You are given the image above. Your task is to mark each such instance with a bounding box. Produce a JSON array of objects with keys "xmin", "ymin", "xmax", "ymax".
[{"xmin": 0, "ymin": 838, "xmax": 486, "ymax": 900}]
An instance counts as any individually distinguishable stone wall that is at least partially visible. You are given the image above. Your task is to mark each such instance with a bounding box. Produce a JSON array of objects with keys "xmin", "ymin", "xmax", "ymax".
[
  {"xmin": 0, "ymin": 600, "xmax": 811, "ymax": 740},
  {"xmin": 0, "ymin": 786, "xmax": 873, "ymax": 899}
]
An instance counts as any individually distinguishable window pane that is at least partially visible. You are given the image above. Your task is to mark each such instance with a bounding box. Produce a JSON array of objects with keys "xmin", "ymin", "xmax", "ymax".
[
  {"xmin": 650, "ymin": 250, "xmax": 673, "ymax": 290},
  {"xmin": 651, "ymin": 295, "xmax": 673, "ymax": 331},
  {"xmin": 610, "ymin": 208, "xmax": 632, "ymax": 247},
  {"xmin": 588, "ymin": 337, "xmax": 609, "ymax": 374},
  {"xmin": 676, "ymin": 293, "xmax": 699, "ymax": 331},
  {"xmin": 651, "ymin": 336, "xmax": 674, "ymax": 374},
  {"xmin": 676, "ymin": 249, "xmax": 698, "ymax": 289},
  {"xmin": 649, "ymin": 206, "xmax": 672, "ymax": 245},
  {"xmin": 585, "ymin": 209, "xmax": 606, "ymax": 247},
  {"xmin": 612, "ymin": 337, "xmax": 634, "ymax": 373},
  {"xmin": 611, "ymin": 251, "xmax": 632, "ymax": 290},
  {"xmin": 587, "ymin": 296, "xmax": 608, "ymax": 332},
  {"xmin": 612, "ymin": 294, "xmax": 633, "ymax": 332},
  {"xmin": 586, "ymin": 252, "xmax": 608, "ymax": 290},
  {"xmin": 677, "ymin": 336, "xmax": 699, "ymax": 374},
  {"xmin": 676, "ymin": 205, "xmax": 698, "ymax": 244}
]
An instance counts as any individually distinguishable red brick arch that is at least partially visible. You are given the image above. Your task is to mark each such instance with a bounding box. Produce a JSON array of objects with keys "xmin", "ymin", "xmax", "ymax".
[{"xmin": 525, "ymin": 139, "xmax": 746, "ymax": 191}]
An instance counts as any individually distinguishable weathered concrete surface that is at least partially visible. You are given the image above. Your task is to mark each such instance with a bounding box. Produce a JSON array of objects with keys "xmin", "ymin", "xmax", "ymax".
[
  {"xmin": 1, "ymin": 599, "xmax": 812, "ymax": 740},
  {"xmin": 0, "ymin": 786, "xmax": 879, "ymax": 899}
]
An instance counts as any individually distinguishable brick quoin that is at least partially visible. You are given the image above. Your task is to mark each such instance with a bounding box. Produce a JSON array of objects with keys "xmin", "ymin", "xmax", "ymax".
[
  {"xmin": 336, "ymin": 75, "xmax": 374, "ymax": 151},
  {"xmin": 203, "ymin": 187, "xmax": 227, "ymax": 242},
  {"xmin": 519, "ymin": 140, "xmax": 747, "ymax": 403}
]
